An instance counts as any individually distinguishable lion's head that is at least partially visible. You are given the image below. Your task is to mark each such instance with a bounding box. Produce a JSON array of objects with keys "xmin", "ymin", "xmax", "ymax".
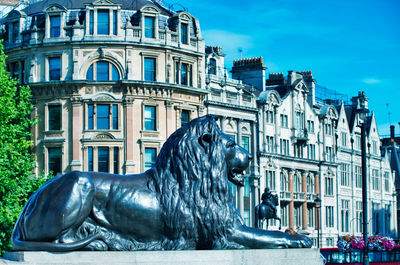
[{"xmin": 148, "ymin": 115, "xmax": 252, "ymax": 249}]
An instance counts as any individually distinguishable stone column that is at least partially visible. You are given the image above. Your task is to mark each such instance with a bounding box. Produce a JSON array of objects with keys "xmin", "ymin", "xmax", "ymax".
[
  {"xmin": 70, "ymin": 97, "xmax": 82, "ymax": 171},
  {"xmin": 124, "ymin": 96, "xmax": 135, "ymax": 174},
  {"xmin": 302, "ymin": 171, "xmax": 308, "ymax": 230},
  {"xmin": 288, "ymin": 169, "xmax": 295, "ymax": 229},
  {"xmin": 93, "ymin": 147, "xmax": 98, "ymax": 171}
]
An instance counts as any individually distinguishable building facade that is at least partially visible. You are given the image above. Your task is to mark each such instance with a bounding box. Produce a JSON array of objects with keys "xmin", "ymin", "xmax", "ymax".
[{"xmin": 2, "ymin": 0, "xmax": 206, "ymax": 176}]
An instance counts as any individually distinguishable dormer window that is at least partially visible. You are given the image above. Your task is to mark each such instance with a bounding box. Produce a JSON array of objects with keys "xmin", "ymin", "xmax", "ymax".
[
  {"xmin": 11, "ymin": 21, "xmax": 19, "ymax": 43},
  {"xmin": 144, "ymin": 16, "xmax": 155, "ymax": 38},
  {"xmin": 208, "ymin": 58, "xmax": 216, "ymax": 75},
  {"xmin": 50, "ymin": 15, "xmax": 61, "ymax": 37},
  {"xmin": 85, "ymin": 1, "xmax": 120, "ymax": 36},
  {"xmin": 180, "ymin": 22, "xmax": 188, "ymax": 44}
]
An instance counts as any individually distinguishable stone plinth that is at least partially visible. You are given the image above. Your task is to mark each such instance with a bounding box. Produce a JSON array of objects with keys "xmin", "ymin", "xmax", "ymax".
[{"xmin": 1, "ymin": 249, "xmax": 322, "ymax": 265}]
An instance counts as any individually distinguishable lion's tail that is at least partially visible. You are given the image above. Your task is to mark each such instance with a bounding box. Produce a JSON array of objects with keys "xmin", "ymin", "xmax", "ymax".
[{"xmin": 12, "ymin": 230, "xmax": 103, "ymax": 252}]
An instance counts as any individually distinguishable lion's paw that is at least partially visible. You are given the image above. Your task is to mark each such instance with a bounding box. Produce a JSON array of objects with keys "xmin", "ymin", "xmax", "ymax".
[{"xmin": 288, "ymin": 234, "xmax": 313, "ymax": 248}]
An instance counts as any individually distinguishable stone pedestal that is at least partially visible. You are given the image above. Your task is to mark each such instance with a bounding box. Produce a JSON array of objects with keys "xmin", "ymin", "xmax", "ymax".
[{"xmin": 1, "ymin": 249, "xmax": 322, "ymax": 265}]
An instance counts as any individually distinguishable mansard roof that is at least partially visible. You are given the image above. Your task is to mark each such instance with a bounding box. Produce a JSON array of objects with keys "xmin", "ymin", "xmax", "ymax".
[{"xmin": 22, "ymin": 0, "xmax": 172, "ymax": 16}]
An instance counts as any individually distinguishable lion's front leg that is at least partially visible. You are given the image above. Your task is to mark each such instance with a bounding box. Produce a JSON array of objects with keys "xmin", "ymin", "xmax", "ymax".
[{"xmin": 228, "ymin": 224, "xmax": 312, "ymax": 249}]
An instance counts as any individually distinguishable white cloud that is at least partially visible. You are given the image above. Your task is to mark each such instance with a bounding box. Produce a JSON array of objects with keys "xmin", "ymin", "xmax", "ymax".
[{"xmin": 362, "ymin": 78, "xmax": 381, "ymax": 84}]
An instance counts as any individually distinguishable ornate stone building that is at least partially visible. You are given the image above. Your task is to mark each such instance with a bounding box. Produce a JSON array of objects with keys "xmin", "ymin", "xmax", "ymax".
[{"xmin": 2, "ymin": 0, "xmax": 206, "ymax": 176}]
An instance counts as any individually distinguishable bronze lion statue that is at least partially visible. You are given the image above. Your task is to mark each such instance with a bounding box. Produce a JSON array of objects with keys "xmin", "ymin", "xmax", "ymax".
[{"xmin": 12, "ymin": 115, "xmax": 311, "ymax": 251}]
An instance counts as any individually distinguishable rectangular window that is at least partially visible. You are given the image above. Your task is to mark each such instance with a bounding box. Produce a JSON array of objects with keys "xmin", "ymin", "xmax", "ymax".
[
  {"xmin": 280, "ymin": 114, "xmax": 288, "ymax": 128},
  {"xmin": 112, "ymin": 104, "xmax": 118, "ymax": 130},
  {"xmin": 98, "ymin": 147, "xmax": 109, "ymax": 172},
  {"xmin": 325, "ymin": 124, "xmax": 332, "ymax": 135},
  {"xmin": 175, "ymin": 61, "xmax": 179, "ymax": 84},
  {"xmin": 88, "ymin": 104, "xmax": 94, "ymax": 130},
  {"xmin": 294, "ymin": 206, "xmax": 301, "ymax": 228},
  {"xmin": 97, "ymin": 104, "xmax": 110, "ymax": 130},
  {"xmin": 341, "ymin": 200, "xmax": 350, "ymax": 232},
  {"xmin": 307, "ymin": 120, "xmax": 314, "ymax": 133},
  {"xmin": 326, "ymin": 206, "xmax": 334, "ymax": 228},
  {"xmin": 266, "ymin": 170, "xmax": 275, "ymax": 191},
  {"xmin": 181, "ymin": 63, "xmax": 188, "ymax": 85},
  {"xmin": 49, "ymin": 56, "xmax": 61, "ymax": 81},
  {"xmin": 180, "ymin": 22, "xmax": 188, "ymax": 44},
  {"xmin": 356, "ymin": 201, "xmax": 362, "ymax": 233},
  {"xmin": 89, "ymin": 10, "xmax": 94, "ymax": 35},
  {"xmin": 181, "ymin": 109, "xmax": 190, "ymax": 127},
  {"xmin": 372, "ymin": 169, "xmax": 380, "ymax": 191},
  {"xmin": 307, "ymin": 144, "xmax": 315, "ymax": 160},
  {"xmin": 113, "ymin": 10, "xmax": 117, "ymax": 35},
  {"xmin": 88, "ymin": 147, "xmax": 93, "ymax": 171},
  {"xmin": 307, "ymin": 206, "xmax": 314, "ymax": 227},
  {"xmin": 48, "ymin": 147, "xmax": 62, "ymax": 175},
  {"xmin": 113, "ymin": 147, "xmax": 119, "ymax": 174},
  {"xmin": 340, "ymin": 163, "xmax": 350, "ymax": 186},
  {"xmin": 356, "ymin": 136, "xmax": 361, "ymax": 150},
  {"xmin": 280, "ymin": 139, "xmax": 289, "ymax": 155},
  {"xmin": 372, "ymin": 140, "xmax": 378, "ymax": 155},
  {"xmin": 144, "ymin": 106, "xmax": 156, "ymax": 131},
  {"xmin": 266, "ymin": 136, "xmax": 274, "ymax": 153},
  {"xmin": 144, "ymin": 58, "xmax": 156, "ymax": 81},
  {"xmin": 12, "ymin": 21, "xmax": 19, "ymax": 43},
  {"xmin": 325, "ymin": 146, "xmax": 333, "ymax": 161},
  {"xmin": 325, "ymin": 176, "xmax": 333, "ymax": 196},
  {"xmin": 50, "ymin": 15, "xmax": 61, "ymax": 38},
  {"xmin": 145, "ymin": 148, "xmax": 156, "ymax": 170},
  {"xmin": 341, "ymin": 132, "xmax": 347, "ymax": 147},
  {"xmin": 97, "ymin": 9, "xmax": 109, "ymax": 35},
  {"xmin": 355, "ymin": 165, "xmax": 362, "ymax": 188},
  {"xmin": 241, "ymin": 136, "xmax": 249, "ymax": 152},
  {"xmin": 281, "ymin": 204, "xmax": 288, "ymax": 227},
  {"xmin": 266, "ymin": 110, "xmax": 274, "ymax": 123},
  {"xmin": 384, "ymin": 172, "xmax": 390, "ymax": 192},
  {"xmin": 144, "ymin": 16, "xmax": 155, "ymax": 38},
  {"xmin": 48, "ymin": 105, "xmax": 61, "ymax": 130}
]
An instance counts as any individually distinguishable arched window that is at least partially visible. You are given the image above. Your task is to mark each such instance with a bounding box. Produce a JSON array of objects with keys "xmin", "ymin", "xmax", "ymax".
[
  {"xmin": 208, "ymin": 58, "xmax": 216, "ymax": 75},
  {"xmin": 307, "ymin": 175, "xmax": 314, "ymax": 194},
  {"xmin": 280, "ymin": 172, "xmax": 288, "ymax": 191},
  {"xmin": 86, "ymin": 61, "xmax": 119, "ymax": 81},
  {"xmin": 294, "ymin": 174, "xmax": 301, "ymax": 192}
]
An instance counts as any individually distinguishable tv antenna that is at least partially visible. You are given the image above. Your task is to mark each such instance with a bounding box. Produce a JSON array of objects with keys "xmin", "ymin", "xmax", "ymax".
[
  {"xmin": 238, "ymin": 48, "xmax": 243, "ymax": 59},
  {"xmin": 386, "ymin": 103, "xmax": 391, "ymax": 125}
]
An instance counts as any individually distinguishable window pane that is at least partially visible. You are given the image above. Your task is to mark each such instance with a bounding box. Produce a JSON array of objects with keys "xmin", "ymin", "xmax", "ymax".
[
  {"xmin": 144, "ymin": 106, "xmax": 156, "ymax": 131},
  {"xmin": 48, "ymin": 105, "xmax": 61, "ymax": 130},
  {"xmin": 113, "ymin": 10, "xmax": 117, "ymax": 35},
  {"xmin": 181, "ymin": 63, "xmax": 188, "ymax": 85},
  {"xmin": 144, "ymin": 58, "xmax": 156, "ymax": 81},
  {"xmin": 111, "ymin": 64, "xmax": 119, "ymax": 80},
  {"xmin": 48, "ymin": 147, "xmax": 62, "ymax": 175},
  {"xmin": 113, "ymin": 147, "xmax": 119, "ymax": 174},
  {"xmin": 86, "ymin": 65, "xmax": 94, "ymax": 80},
  {"xmin": 88, "ymin": 147, "xmax": 93, "ymax": 171},
  {"xmin": 97, "ymin": 104, "xmax": 110, "ymax": 129},
  {"xmin": 175, "ymin": 62, "xmax": 179, "ymax": 84},
  {"xmin": 96, "ymin": 61, "xmax": 109, "ymax": 81},
  {"xmin": 49, "ymin": 57, "xmax": 61, "ymax": 80},
  {"xmin": 241, "ymin": 136, "xmax": 249, "ymax": 152},
  {"xmin": 12, "ymin": 21, "xmax": 19, "ymax": 43},
  {"xmin": 180, "ymin": 23, "xmax": 188, "ymax": 44},
  {"xmin": 112, "ymin": 104, "xmax": 118, "ymax": 129},
  {"xmin": 98, "ymin": 147, "xmax": 109, "ymax": 172},
  {"xmin": 144, "ymin": 16, "xmax": 155, "ymax": 38},
  {"xmin": 88, "ymin": 104, "xmax": 94, "ymax": 129},
  {"xmin": 144, "ymin": 148, "xmax": 156, "ymax": 170},
  {"xmin": 208, "ymin": 58, "xmax": 216, "ymax": 75},
  {"xmin": 97, "ymin": 10, "xmax": 109, "ymax": 35},
  {"xmin": 50, "ymin": 15, "xmax": 60, "ymax": 38},
  {"xmin": 181, "ymin": 109, "xmax": 189, "ymax": 126},
  {"xmin": 89, "ymin": 10, "xmax": 94, "ymax": 35}
]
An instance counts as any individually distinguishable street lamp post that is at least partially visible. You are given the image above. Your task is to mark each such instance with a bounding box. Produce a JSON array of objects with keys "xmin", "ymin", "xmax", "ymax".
[
  {"xmin": 315, "ymin": 196, "xmax": 322, "ymax": 248},
  {"xmin": 357, "ymin": 93, "xmax": 370, "ymax": 265}
]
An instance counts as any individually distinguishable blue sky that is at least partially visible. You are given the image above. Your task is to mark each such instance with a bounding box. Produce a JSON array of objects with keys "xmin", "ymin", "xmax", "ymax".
[{"xmin": 174, "ymin": 0, "xmax": 400, "ymax": 137}]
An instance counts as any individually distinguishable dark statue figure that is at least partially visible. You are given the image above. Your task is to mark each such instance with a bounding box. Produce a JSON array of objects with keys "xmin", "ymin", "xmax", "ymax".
[
  {"xmin": 12, "ymin": 115, "xmax": 311, "ymax": 251},
  {"xmin": 255, "ymin": 188, "xmax": 281, "ymax": 230}
]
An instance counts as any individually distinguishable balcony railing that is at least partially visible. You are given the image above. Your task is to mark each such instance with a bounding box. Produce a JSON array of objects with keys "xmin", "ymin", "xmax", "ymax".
[
  {"xmin": 294, "ymin": 128, "xmax": 308, "ymax": 143},
  {"xmin": 306, "ymin": 193, "xmax": 318, "ymax": 201},
  {"xmin": 293, "ymin": 192, "xmax": 305, "ymax": 201},
  {"xmin": 280, "ymin": 191, "xmax": 292, "ymax": 200}
]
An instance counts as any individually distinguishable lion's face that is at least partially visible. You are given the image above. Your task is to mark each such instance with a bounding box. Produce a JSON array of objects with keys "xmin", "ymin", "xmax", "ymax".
[{"xmin": 220, "ymin": 132, "xmax": 252, "ymax": 186}]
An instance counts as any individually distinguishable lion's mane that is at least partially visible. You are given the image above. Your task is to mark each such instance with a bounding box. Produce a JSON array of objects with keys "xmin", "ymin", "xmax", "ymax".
[{"xmin": 148, "ymin": 115, "xmax": 241, "ymax": 249}]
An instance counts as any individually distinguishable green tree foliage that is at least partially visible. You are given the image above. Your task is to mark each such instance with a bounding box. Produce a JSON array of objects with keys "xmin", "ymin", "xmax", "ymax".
[{"xmin": 0, "ymin": 44, "xmax": 46, "ymax": 255}]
